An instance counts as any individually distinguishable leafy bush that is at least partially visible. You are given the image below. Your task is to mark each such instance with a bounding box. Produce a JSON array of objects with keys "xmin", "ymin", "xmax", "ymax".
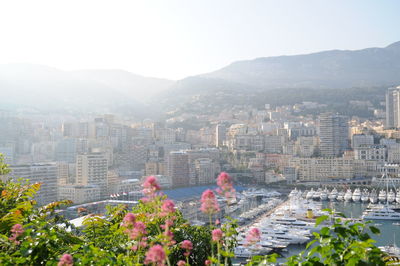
[{"xmin": 0, "ymin": 154, "xmax": 395, "ymax": 265}]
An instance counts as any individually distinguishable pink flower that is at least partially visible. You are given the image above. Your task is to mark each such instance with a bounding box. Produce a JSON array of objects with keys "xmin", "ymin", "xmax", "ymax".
[
  {"xmin": 161, "ymin": 199, "xmax": 175, "ymax": 216},
  {"xmin": 212, "ymin": 229, "xmax": 223, "ymax": 242},
  {"xmin": 215, "ymin": 219, "xmax": 220, "ymax": 225},
  {"xmin": 205, "ymin": 260, "xmax": 211, "ymax": 265},
  {"xmin": 130, "ymin": 221, "xmax": 147, "ymax": 240},
  {"xmin": 142, "ymin": 176, "xmax": 161, "ymax": 197},
  {"xmin": 131, "ymin": 240, "xmax": 147, "ymax": 251},
  {"xmin": 123, "ymin": 213, "xmax": 136, "ymax": 226},
  {"xmin": 216, "ymin": 172, "xmax": 232, "ymax": 190},
  {"xmin": 180, "ymin": 239, "xmax": 193, "ymax": 256},
  {"xmin": 11, "ymin": 224, "xmax": 24, "ymax": 234},
  {"xmin": 200, "ymin": 189, "xmax": 220, "ymax": 215},
  {"xmin": 144, "ymin": 244, "xmax": 166, "ymax": 266},
  {"xmin": 164, "ymin": 230, "xmax": 176, "ymax": 246},
  {"xmin": 216, "ymin": 172, "xmax": 236, "ymax": 201},
  {"xmin": 245, "ymin": 227, "xmax": 261, "ymax": 246},
  {"xmin": 177, "ymin": 260, "xmax": 186, "ymax": 266},
  {"xmin": 9, "ymin": 224, "xmax": 24, "ymax": 244},
  {"xmin": 180, "ymin": 240, "xmax": 193, "ymax": 250},
  {"xmin": 58, "ymin": 254, "xmax": 73, "ymax": 266}
]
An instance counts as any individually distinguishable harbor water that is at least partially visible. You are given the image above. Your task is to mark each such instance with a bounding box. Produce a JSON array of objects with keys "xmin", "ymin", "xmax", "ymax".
[
  {"xmin": 322, "ymin": 201, "xmax": 400, "ymax": 246},
  {"xmin": 279, "ymin": 201, "xmax": 400, "ymax": 262}
]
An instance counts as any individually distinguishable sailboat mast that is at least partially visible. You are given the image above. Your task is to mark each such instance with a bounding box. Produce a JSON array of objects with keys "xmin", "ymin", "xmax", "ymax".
[{"xmin": 386, "ymin": 170, "xmax": 389, "ymax": 206}]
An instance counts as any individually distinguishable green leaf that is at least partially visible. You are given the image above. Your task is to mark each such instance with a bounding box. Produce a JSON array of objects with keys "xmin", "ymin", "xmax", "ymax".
[
  {"xmin": 369, "ymin": 226, "xmax": 380, "ymax": 234},
  {"xmin": 316, "ymin": 215, "xmax": 329, "ymax": 226}
]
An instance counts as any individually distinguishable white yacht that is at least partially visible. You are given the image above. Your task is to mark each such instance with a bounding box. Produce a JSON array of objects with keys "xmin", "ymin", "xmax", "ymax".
[
  {"xmin": 320, "ymin": 188, "xmax": 329, "ymax": 201},
  {"xmin": 361, "ymin": 189, "xmax": 370, "ymax": 203},
  {"xmin": 352, "ymin": 188, "xmax": 361, "ymax": 202},
  {"xmin": 369, "ymin": 189, "xmax": 378, "ymax": 204},
  {"xmin": 289, "ymin": 188, "xmax": 298, "ymax": 198},
  {"xmin": 259, "ymin": 239, "xmax": 288, "ymax": 249},
  {"xmin": 387, "ymin": 189, "xmax": 396, "ymax": 203},
  {"xmin": 306, "ymin": 188, "xmax": 314, "ymax": 200},
  {"xmin": 396, "ymin": 188, "xmax": 400, "ymax": 203},
  {"xmin": 234, "ymin": 246, "xmax": 264, "ymax": 258},
  {"xmin": 379, "ymin": 244, "xmax": 400, "ymax": 257},
  {"xmin": 262, "ymin": 217, "xmax": 316, "ymax": 232},
  {"xmin": 344, "ymin": 189, "xmax": 353, "ymax": 202},
  {"xmin": 259, "ymin": 229, "xmax": 310, "ymax": 245},
  {"xmin": 313, "ymin": 188, "xmax": 321, "ymax": 201},
  {"xmin": 362, "ymin": 204, "xmax": 400, "ymax": 220},
  {"xmin": 337, "ymin": 190, "xmax": 345, "ymax": 201},
  {"xmin": 378, "ymin": 190, "xmax": 387, "ymax": 203},
  {"xmin": 328, "ymin": 188, "xmax": 338, "ymax": 201}
]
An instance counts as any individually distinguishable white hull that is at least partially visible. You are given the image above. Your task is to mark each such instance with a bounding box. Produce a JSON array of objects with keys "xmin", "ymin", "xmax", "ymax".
[
  {"xmin": 370, "ymin": 197, "xmax": 378, "ymax": 204},
  {"xmin": 320, "ymin": 194, "xmax": 328, "ymax": 201},
  {"xmin": 362, "ymin": 205, "xmax": 400, "ymax": 220},
  {"xmin": 352, "ymin": 195, "xmax": 361, "ymax": 202}
]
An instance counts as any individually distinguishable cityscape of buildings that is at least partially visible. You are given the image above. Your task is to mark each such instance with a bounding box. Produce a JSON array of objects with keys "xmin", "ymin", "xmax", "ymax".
[{"xmin": 1, "ymin": 86, "xmax": 400, "ymax": 206}]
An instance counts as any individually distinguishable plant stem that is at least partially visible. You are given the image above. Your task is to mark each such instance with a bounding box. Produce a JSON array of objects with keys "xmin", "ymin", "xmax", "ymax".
[{"xmin": 209, "ymin": 214, "xmax": 214, "ymax": 260}]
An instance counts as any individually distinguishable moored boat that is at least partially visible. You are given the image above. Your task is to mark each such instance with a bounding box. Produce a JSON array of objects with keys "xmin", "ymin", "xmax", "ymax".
[
  {"xmin": 344, "ymin": 189, "xmax": 353, "ymax": 202},
  {"xmin": 361, "ymin": 189, "xmax": 370, "ymax": 203},
  {"xmin": 387, "ymin": 189, "xmax": 396, "ymax": 203},
  {"xmin": 352, "ymin": 188, "xmax": 361, "ymax": 202},
  {"xmin": 370, "ymin": 189, "xmax": 378, "ymax": 204},
  {"xmin": 378, "ymin": 190, "xmax": 387, "ymax": 203},
  {"xmin": 328, "ymin": 188, "xmax": 338, "ymax": 201}
]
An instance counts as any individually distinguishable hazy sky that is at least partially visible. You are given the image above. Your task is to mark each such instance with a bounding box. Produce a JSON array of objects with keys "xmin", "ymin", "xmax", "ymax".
[{"xmin": 0, "ymin": 0, "xmax": 398, "ymax": 80}]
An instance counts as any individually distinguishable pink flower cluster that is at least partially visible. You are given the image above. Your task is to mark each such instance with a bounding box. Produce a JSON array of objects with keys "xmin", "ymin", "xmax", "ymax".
[
  {"xmin": 144, "ymin": 244, "xmax": 166, "ymax": 266},
  {"xmin": 180, "ymin": 240, "xmax": 193, "ymax": 257},
  {"xmin": 163, "ymin": 229, "xmax": 176, "ymax": 246},
  {"xmin": 122, "ymin": 213, "xmax": 148, "ymax": 250},
  {"xmin": 245, "ymin": 227, "xmax": 261, "ymax": 246},
  {"xmin": 58, "ymin": 254, "xmax": 73, "ymax": 266},
  {"xmin": 122, "ymin": 213, "xmax": 136, "ymax": 226},
  {"xmin": 142, "ymin": 176, "xmax": 161, "ymax": 198},
  {"xmin": 216, "ymin": 172, "xmax": 236, "ymax": 201},
  {"xmin": 177, "ymin": 260, "xmax": 186, "ymax": 266},
  {"xmin": 200, "ymin": 189, "xmax": 220, "ymax": 215},
  {"xmin": 161, "ymin": 199, "xmax": 175, "ymax": 216},
  {"xmin": 9, "ymin": 224, "xmax": 24, "ymax": 244},
  {"xmin": 212, "ymin": 228, "xmax": 223, "ymax": 242},
  {"xmin": 130, "ymin": 221, "xmax": 147, "ymax": 239}
]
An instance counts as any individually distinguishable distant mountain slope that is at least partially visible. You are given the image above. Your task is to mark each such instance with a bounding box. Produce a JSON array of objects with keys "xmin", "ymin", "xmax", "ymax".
[
  {"xmin": 0, "ymin": 64, "xmax": 173, "ymax": 116},
  {"xmin": 201, "ymin": 41, "xmax": 400, "ymax": 89},
  {"xmin": 70, "ymin": 69, "xmax": 173, "ymax": 100}
]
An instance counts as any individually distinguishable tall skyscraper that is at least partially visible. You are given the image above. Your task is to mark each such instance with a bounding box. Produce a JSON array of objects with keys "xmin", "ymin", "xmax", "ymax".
[
  {"xmin": 167, "ymin": 151, "xmax": 189, "ymax": 187},
  {"xmin": 215, "ymin": 124, "xmax": 226, "ymax": 147},
  {"xmin": 319, "ymin": 113, "xmax": 349, "ymax": 157},
  {"xmin": 385, "ymin": 86, "xmax": 400, "ymax": 128}
]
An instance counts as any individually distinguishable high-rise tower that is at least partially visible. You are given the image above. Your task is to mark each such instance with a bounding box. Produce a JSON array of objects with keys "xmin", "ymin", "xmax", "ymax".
[
  {"xmin": 386, "ymin": 86, "xmax": 400, "ymax": 128},
  {"xmin": 319, "ymin": 113, "xmax": 349, "ymax": 157}
]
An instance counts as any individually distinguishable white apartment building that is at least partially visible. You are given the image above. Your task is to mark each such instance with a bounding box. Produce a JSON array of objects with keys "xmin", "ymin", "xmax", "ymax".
[
  {"xmin": 194, "ymin": 158, "xmax": 220, "ymax": 185},
  {"xmin": 8, "ymin": 163, "xmax": 58, "ymax": 205},
  {"xmin": 76, "ymin": 152, "xmax": 108, "ymax": 198},
  {"xmin": 290, "ymin": 157, "xmax": 354, "ymax": 181},
  {"xmin": 354, "ymin": 145, "xmax": 387, "ymax": 162},
  {"xmin": 59, "ymin": 185, "xmax": 101, "ymax": 204}
]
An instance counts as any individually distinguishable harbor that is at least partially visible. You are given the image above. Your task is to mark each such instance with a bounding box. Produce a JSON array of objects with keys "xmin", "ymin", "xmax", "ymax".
[
  {"xmin": 234, "ymin": 190, "xmax": 328, "ymax": 260},
  {"xmin": 233, "ymin": 183, "xmax": 400, "ymax": 261}
]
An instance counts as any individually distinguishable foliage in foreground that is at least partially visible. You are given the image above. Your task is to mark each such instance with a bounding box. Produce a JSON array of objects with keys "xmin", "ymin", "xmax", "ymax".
[{"xmin": 0, "ymin": 153, "xmax": 397, "ymax": 265}]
